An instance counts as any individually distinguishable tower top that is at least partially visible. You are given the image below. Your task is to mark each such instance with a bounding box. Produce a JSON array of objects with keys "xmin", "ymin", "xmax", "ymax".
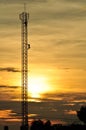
[
  {"xmin": 24, "ymin": 3, "xmax": 26, "ymax": 12},
  {"xmin": 19, "ymin": 3, "xmax": 29, "ymax": 23},
  {"xmin": 19, "ymin": 5, "xmax": 29, "ymax": 24}
]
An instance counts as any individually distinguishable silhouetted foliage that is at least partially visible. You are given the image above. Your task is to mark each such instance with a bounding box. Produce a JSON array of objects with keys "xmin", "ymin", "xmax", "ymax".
[
  {"xmin": 3, "ymin": 121, "xmax": 86, "ymax": 130},
  {"xmin": 77, "ymin": 106, "xmax": 86, "ymax": 124},
  {"xmin": 20, "ymin": 125, "xmax": 28, "ymax": 130},
  {"xmin": 4, "ymin": 126, "xmax": 8, "ymax": 130},
  {"xmin": 30, "ymin": 120, "xmax": 86, "ymax": 130},
  {"xmin": 30, "ymin": 119, "xmax": 44, "ymax": 130},
  {"xmin": 44, "ymin": 120, "xmax": 52, "ymax": 130}
]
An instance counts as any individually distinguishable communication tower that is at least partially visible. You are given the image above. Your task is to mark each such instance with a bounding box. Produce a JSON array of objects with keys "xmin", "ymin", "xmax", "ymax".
[{"xmin": 19, "ymin": 8, "xmax": 30, "ymax": 129}]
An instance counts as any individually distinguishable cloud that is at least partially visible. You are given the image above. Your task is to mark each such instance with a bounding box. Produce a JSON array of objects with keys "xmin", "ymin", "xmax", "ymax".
[
  {"xmin": 0, "ymin": 67, "xmax": 20, "ymax": 72},
  {"xmin": 56, "ymin": 40, "xmax": 86, "ymax": 46},
  {"xmin": 26, "ymin": 0, "xmax": 86, "ymax": 25},
  {"xmin": 0, "ymin": 85, "xmax": 21, "ymax": 101},
  {"xmin": 0, "ymin": 0, "xmax": 47, "ymax": 4},
  {"xmin": 43, "ymin": 7, "xmax": 86, "ymax": 21},
  {"xmin": 0, "ymin": 85, "xmax": 19, "ymax": 89},
  {"xmin": 0, "ymin": 92, "xmax": 85, "ymax": 126}
]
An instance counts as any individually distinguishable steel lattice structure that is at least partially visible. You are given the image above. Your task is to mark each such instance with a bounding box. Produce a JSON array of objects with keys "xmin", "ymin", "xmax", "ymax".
[{"xmin": 19, "ymin": 11, "xmax": 30, "ymax": 128}]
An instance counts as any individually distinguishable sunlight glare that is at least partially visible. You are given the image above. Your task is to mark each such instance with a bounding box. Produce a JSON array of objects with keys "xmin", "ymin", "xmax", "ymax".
[{"xmin": 28, "ymin": 76, "xmax": 49, "ymax": 98}]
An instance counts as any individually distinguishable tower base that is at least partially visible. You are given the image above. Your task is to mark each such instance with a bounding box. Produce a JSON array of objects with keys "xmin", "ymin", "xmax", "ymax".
[{"xmin": 20, "ymin": 125, "xmax": 29, "ymax": 130}]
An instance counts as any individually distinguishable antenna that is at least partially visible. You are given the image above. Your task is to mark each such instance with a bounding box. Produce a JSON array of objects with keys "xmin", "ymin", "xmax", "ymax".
[{"xmin": 24, "ymin": 3, "xmax": 26, "ymax": 12}]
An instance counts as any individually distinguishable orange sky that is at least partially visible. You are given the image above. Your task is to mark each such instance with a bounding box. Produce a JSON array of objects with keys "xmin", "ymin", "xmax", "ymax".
[
  {"xmin": 0, "ymin": 1, "xmax": 86, "ymax": 128},
  {"xmin": 0, "ymin": 0, "xmax": 86, "ymax": 101}
]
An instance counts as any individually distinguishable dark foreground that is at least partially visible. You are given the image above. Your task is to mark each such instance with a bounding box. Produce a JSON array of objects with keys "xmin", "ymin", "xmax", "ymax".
[{"xmin": 3, "ymin": 120, "xmax": 86, "ymax": 130}]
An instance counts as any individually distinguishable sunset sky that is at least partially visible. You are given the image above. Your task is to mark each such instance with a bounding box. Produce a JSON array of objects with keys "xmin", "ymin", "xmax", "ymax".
[{"xmin": 0, "ymin": 0, "xmax": 86, "ymax": 128}]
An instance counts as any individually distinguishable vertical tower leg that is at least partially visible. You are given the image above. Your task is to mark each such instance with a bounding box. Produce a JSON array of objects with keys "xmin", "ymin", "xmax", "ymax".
[{"xmin": 19, "ymin": 11, "xmax": 30, "ymax": 129}]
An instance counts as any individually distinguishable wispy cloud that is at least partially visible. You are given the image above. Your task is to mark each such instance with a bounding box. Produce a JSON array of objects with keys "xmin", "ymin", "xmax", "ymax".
[
  {"xmin": 0, "ymin": 92, "xmax": 85, "ymax": 125},
  {"xmin": 0, "ymin": 85, "xmax": 20, "ymax": 101},
  {"xmin": 0, "ymin": 85, "xmax": 19, "ymax": 89},
  {"xmin": 0, "ymin": 67, "xmax": 20, "ymax": 72}
]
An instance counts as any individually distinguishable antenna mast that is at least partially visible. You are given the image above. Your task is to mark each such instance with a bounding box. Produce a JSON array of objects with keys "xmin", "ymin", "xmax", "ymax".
[{"xmin": 19, "ymin": 5, "xmax": 30, "ymax": 129}]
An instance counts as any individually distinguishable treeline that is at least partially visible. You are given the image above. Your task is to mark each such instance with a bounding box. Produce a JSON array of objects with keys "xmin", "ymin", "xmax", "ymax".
[
  {"xmin": 3, "ymin": 120, "xmax": 86, "ymax": 130},
  {"xmin": 3, "ymin": 105, "xmax": 86, "ymax": 130},
  {"xmin": 30, "ymin": 119, "xmax": 86, "ymax": 130}
]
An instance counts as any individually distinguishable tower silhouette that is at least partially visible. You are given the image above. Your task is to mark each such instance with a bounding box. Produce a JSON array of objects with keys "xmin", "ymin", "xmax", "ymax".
[{"xmin": 19, "ymin": 7, "xmax": 30, "ymax": 129}]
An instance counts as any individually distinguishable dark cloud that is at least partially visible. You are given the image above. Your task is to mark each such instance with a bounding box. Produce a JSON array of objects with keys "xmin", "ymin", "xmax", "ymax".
[
  {"xmin": 60, "ymin": 67, "xmax": 71, "ymax": 70},
  {"xmin": 0, "ymin": 85, "xmax": 19, "ymax": 89},
  {"xmin": 28, "ymin": 3, "xmax": 86, "ymax": 25},
  {"xmin": 0, "ymin": 85, "xmax": 20, "ymax": 101},
  {"xmin": 0, "ymin": 67, "xmax": 20, "ymax": 72},
  {"xmin": 0, "ymin": 92, "xmax": 86, "ymax": 126}
]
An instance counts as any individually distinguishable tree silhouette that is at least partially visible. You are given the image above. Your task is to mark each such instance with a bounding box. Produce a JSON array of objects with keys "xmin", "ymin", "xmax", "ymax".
[
  {"xmin": 44, "ymin": 120, "xmax": 52, "ymax": 130},
  {"xmin": 77, "ymin": 106, "xmax": 86, "ymax": 124},
  {"xmin": 30, "ymin": 119, "xmax": 44, "ymax": 130}
]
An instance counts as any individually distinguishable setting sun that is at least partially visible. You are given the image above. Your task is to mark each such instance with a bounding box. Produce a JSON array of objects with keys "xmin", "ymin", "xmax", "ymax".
[{"xmin": 28, "ymin": 75, "xmax": 50, "ymax": 98}]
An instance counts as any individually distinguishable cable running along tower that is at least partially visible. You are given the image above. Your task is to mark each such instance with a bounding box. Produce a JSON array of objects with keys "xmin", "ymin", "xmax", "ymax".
[{"xmin": 19, "ymin": 9, "xmax": 30, "ymax": 129}]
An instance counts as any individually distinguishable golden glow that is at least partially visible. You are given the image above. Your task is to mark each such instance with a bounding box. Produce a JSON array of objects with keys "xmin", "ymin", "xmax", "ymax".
[
  {"xmin": 0, "ymin": 110, "xmax": 11, "ymax": 118},
  {"xmin": 28, "ymin": 75, "xmax": 50, "ymax": 98}
]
